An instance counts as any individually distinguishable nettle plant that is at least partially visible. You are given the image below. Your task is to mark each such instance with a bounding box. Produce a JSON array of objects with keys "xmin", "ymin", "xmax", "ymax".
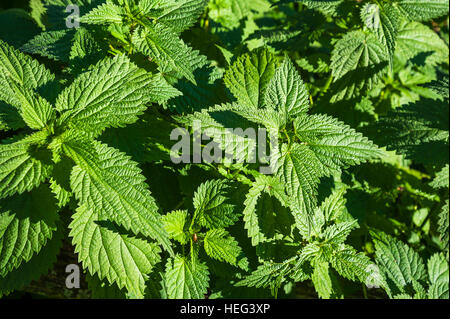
[
  {"xmin": 177, "ymin": 48, "xmax": 385, "ymax": 297},
  {"xmin": 377, "ymin": 74, "xmax": 449, "ymax": 247},
  {"xmin": 162, "ymin": 180, "xmax": 247, "ymax": 298},
  {"xmin": 23, "ymin": 0, "xmax": 208, "ymax": 81},
  {"xmin": 258, "ymin": 0, "xmax": 449, "ymax": 116},
  {"xmin": 0, "ymin": 36, "xmax": 383, "ymax": 298},
  {"xmin": 0, "ymin": 40, "xmax": 180, "ymax": 297},
  {"xmin": 0, "ymin": 0, "xmax": 449, "ymax": 300},
  {"xmin": 372, "ymin": 231, "xmax": 449, "ymax": 299}
]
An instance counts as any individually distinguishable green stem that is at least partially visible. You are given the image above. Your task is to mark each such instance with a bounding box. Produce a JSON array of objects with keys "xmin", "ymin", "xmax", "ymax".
[
  {"xmin": 283, "ymin": 128, "xmax": 291, "ymax": 148},
  {"xmin": 362, "ymin": 283, "xmax": 369, "ymax": 299},
  {"xmin": 189, "ymin": 209, "xmax": 199, "ymax": 233}
]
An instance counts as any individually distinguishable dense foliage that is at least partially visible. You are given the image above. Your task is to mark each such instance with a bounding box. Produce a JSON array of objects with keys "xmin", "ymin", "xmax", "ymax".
[{"xmin": 0, "ymin": 0, "xmax": 448, "ymax": 299}]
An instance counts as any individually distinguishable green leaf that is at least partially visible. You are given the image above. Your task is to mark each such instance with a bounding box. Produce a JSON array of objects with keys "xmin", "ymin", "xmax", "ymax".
[
  {"xmin": 265, "ymin": 57, "xmax": 310, "ymax": 121},
  {"xmin": 396, "ymin": 21, "xmax": 449, "ymax": 65},
  {"xmin": 0, "ymin": 227, "xmax": 62, "ymax": 297},
  {"xmin": 12, "ymin": 84, "xmax": 54, "ymax": 130},
  {"xmin": 311, "ymin": 260, "xmax": 333, "ymax": 299},
  {"xmin": 29, "ymin": 0, "xmax": 46, "ymax": 29},
  {"xmin": 330, "ymin": 30, "xmax": 388, "ymax": 101},
  {"xmin": 376, "ymin": 98, "xmax": 449, "ymax": 166},
  {"xmin": 276, "ymin": 143, "xmax": 326, "ymax": 235},
  {"xmin": 57, "ymin": 55, "xmax": 179, "ymax": 136},
  {"xmin": 397, "ymin": 0, "xmax": 449, "ymax": 21},
  {"xmin": 0, "ymin": 185, "xmax": 58, "ymax": 277},
  {"xmin": 427, "ymin": 253, "xmax": 449, "ymax": 299},
  {"xmin": 373, "ymin": 232, "xmax": 427, "ymax": 295},
  {"xmin": 224, "ymin": 48, "xmax": 277, "ymax": 109},
  {"xmin": 236, "ymin": 261, "xmax": 289, "ymax": 289},
  {"xmin": 430, "ymin": 165, "xmax": 449, "ymax": 189},
  {"xmin": 80, "ymin": 0, "xmax": 125, "ymax": 24},
  {"xmin": 69, "ymin": 28, "xmax": 105, "ymax": 71},
  {"xmin": 331, "ymin": 30, "xmax": 387, "ymax": 80},
  {"xmin": 70, "ymin": 205, "xmax": 161, "ymax": 298},
  {"xmin": 330, "ymin": 244, "xmax": 374, "ymax": 283},
  {"xmin": 164, "ymin": 254, "xmax": 209, "ymax": 299},
  {"xmin": 162, "ymin": 210, "xmax": 189, "ymax": 245},
  {"xmin": 320, "ymin": 187, "xmax": 346, "ymax": 222},
  {"xmin": 204, "ymin": 229, "xmax": 242, "ymax": 266},
  {"xmin": 63, "ymin": 138, "xmax": 172, "ymax": 253},
  {"xmin": 242, "ymin": 182, "xmax": 266, "ymax": 246},
  {"xmin": 21, "ymin": 30, "xmax": 74, "ymax": 62},
  {"xmin": 0, "ymin": 39, "xmax": 55, "ymax": 109},
  {"xmin": 0, "ymin": 137, "xmax": 53, "ymax": 199},
  {"xmin": 243, "ymin": 175, "xmax": 290, "ymax": 245},
  {"xmin": 132, "ymin": 23, "xmax": 203, "ymax": 84},
  {"xmin": 294, "ymin": 113, "xmax": 383, "ymax": 171},
  {"xmin": 323, "ymin": 221, "xmax": 358, "ymax": 244},
  {"xmin": 154, "ymin": 0, "xmax": 208, "ymax": 34},
  {"xmin": 193, "ymin": 180, "xmax": 238, "ymax": 229},
  {"xmin": 438, "ymin": 200, "xmax": 449, "ymax": 251},
  {"xmin": 427, "ymin": 73, "xmax": 449, "ymax": 99}
]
